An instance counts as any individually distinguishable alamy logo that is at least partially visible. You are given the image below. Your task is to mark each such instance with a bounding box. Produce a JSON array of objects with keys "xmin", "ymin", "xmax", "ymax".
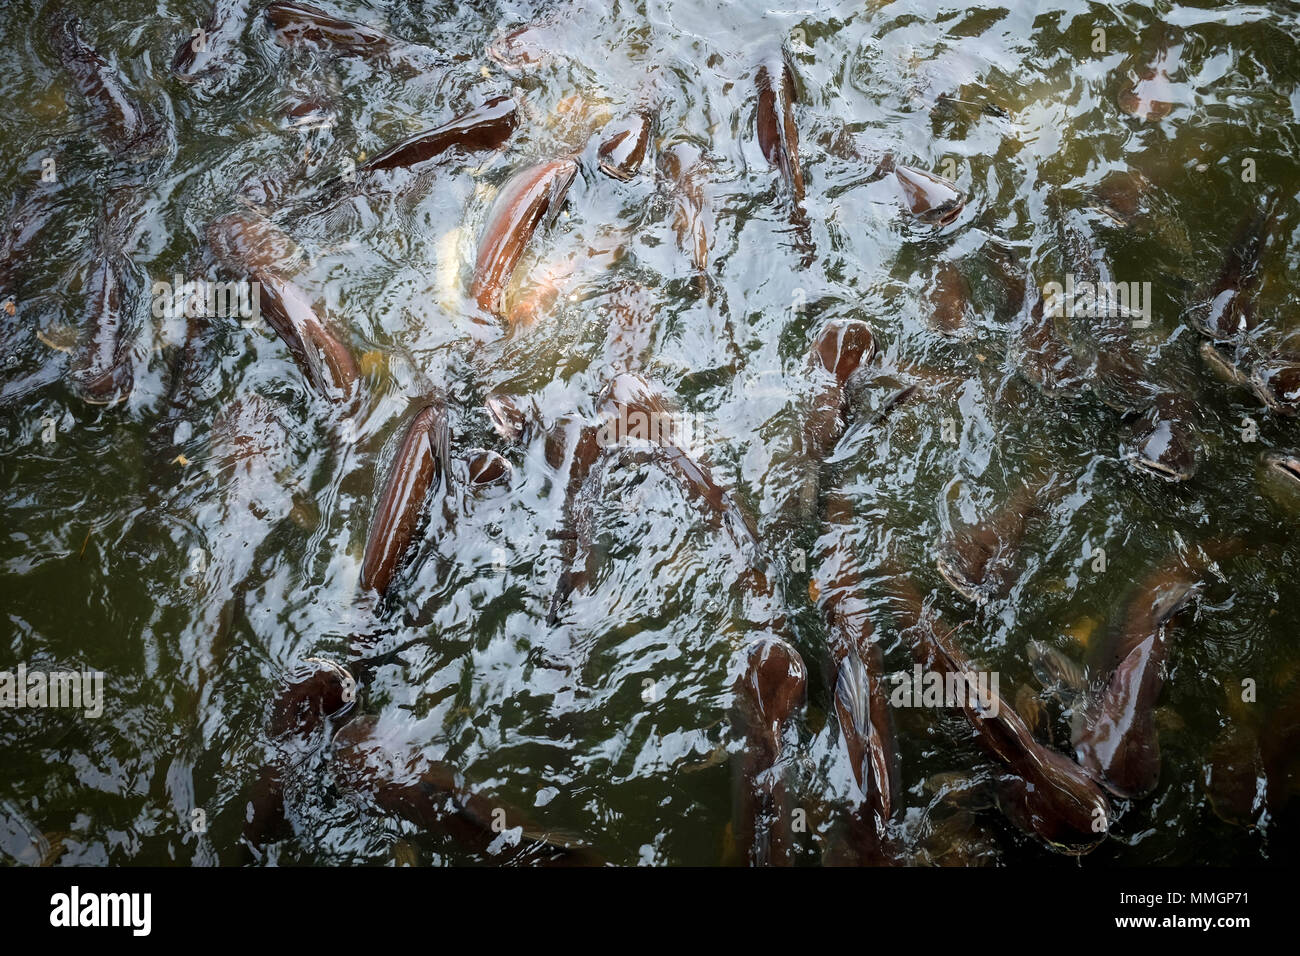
[
  {"xmin": 49, "ymin": 886, "xmax": 151, "ymax": 936},
  {"xmin": 151, "ymin": 274, "xmax": 260, "ymax": 321},
  {"xmin": 0, "ymin": 664, "xmax": 103, "ymax": 718},
  {"xmin": 1041, "ymin": 274, "xmax": 1152, "ymax": 328},
  {"xmin": 889, "ymin": 665, "xmax": 1000, "ymax": 715}
]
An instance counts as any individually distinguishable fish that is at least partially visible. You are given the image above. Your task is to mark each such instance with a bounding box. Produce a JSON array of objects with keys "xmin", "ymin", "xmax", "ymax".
[
  {"xmin": 798, "ymin": 318, "xmax": 877, "ymax": 517},
  {"xmin": 1073, "ymin": 557, "xmax": 1204, "ymax": 798},
  {"xmin": 935, "ymin": 473, "xmax": 1052, "ymax": 607},
  {"xmin": 172, "ymin": 0, "xmax": 252, "ymax": 81},
  {"xmin": 661, "ymin": 141, "xmax": 713, "ymax": 294},
  {"xmin": 69, "ymin": 187, "xmax": 142, "ymax": 406},
  {"xmin": 332, "ymin": 715, "xmax": 603, "ymax": 865},
  {"xmin": 598, "ymin": 284, "xmax": 657, "ymax": 376},
  {"xmin": 1014, "ymin": 685, "xmax": 1052, "ymax": 743},
  {"xmin": 1117, "ymin": 24, "xmax": 1184, "ymax": 122},
  {"xmin": 465, "ymin": 449, "xmax": 512, "ymax": 493},
  {"xmin": 1248, "ymin": 355, "xmax": 1300, "ymax": 417},
  {"xmin": 207, "ymin": 211, "xmax": 361, "ymax": 403},
  {"xmin": 815, "ymin": 490, "xmax": 899, "ymax": 863},
  {"xmin": 596, "ymin": 112, "xmax": 652, "ymax": 181},
  {"xmin": 879, "ymin": 156, "xmax": 965, "ymax": 226},
  {"xmin": 505, "ymin": 231, "xmax": 624, "ymax": 329},
  {"xmin": 0, "ymin": 182, "xmax": 60, "ymax": 311},
  {"xmin": 1053, "ymin": 202, "xmax": 1152, "ymax": 415},
  {"xmin": 1005, "ymin": 267, "xmax": 1088, "ymax": 397},
  {"xmin": 1123, "ymin": 391, "xmax": 1199, "ymax": 481},
  {"xmin": 929, "ymin": 261, "xmax": 972, "ymax": 339},
  {"xmin": 361, "ymin": 399, "xmax": 451, "ymax": 599},
  {"xmin": 1199, "ymin": 339, "xmax": 1253, "ymax": 389},
  {"xmin": 49, "ymin": 9, "xmax": 167, "ymax": 162},
  {"xmin": 487, "ymin": 20, "xmax": 563, "ymax": 71},
  {"xmin": 267, "ymin": 658, "xmax": 356, "ymax": 739},
  {"xmin": 1189, "ymin": 193, "xmax": 1280, "ymax": 341},
  {"xmin": 732, "ymin": 636, "xmax": 807, "ymax": 866},
  {"xmin": 360, "ymin": 96, "xmax": 518, "ymax": 174},
  {"xmin": 905, "ymin": 611, "xmax": 1113, "ymax": 852},
  {"xmin": 544, "ymin": 415, "xmax": 604, "ymax": 624},
  {"xmin": 471, "ymin": 159, "xmax": 579, "ymax": 317},
  {"xmin": 1028, "ymin": 639, "xmax": 1090, "ymax": 707},
  {"xmin": 265, "ymin": 2, "xmax": 440, "ymax": 73},
  {"xmin": 1256, "ymin": 450, "xmax": 1300, "ymax": 512},
  {"xmin": 755, "ymin": 43, "xmax": 804, "ymax": 203},
  {"xmin": 1205, "ymin": 723, "xmax": 1266, "ymax": 827}
]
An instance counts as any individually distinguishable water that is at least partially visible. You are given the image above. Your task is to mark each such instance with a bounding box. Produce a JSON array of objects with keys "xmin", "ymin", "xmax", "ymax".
[{"xmin": 1, "ymin": 0, "xmax": 1299, "ymax": 866}]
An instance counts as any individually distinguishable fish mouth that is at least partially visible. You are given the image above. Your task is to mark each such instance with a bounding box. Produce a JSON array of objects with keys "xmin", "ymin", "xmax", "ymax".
[
  {"xmin": 925, "ymin": 201, "xmax": 964, "ymax": 227},
  {"xmin": 1264, "ymin": 452, "xmax": 1300, "ymax": 486},
  {"xmin": 936, "ymin": 552, "xmax": 989, "ymax": 606}
]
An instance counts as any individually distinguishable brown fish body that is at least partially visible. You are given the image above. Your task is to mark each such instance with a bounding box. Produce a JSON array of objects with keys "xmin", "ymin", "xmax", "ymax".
[
  {"xmin": 267, "ymin": 658, "xmax": 356, "ymax": 739},
  {"xmin": 544, "ymin": 414, "xmax": 604, "ymax": 623},
  {"xmin": 1010, "ymin": 282, "xmax": 1087, "ymax": 397},
  {"xmin": 815, "ymin": 492, "xmax": 898, "ymax": 847},
  {"xmin": 361, "ymin": 400, "xmax": 450, "ymax": 598},
  {"xmin": 597, "ymin": 112, "xmax": 652, "ymax": 181},
  {"xmin": 802, "ymin": 318, "xmax": 877, "ymax": 463},
  {"xmin": 599, "ymin": 284, "xmax": 656, "ymax": 375},
  {"xmin": 361, "ymin": 96, "xmax": 518, "ymax": 173},
  {"xmin": 172, "ymin": 0, "xmax": 252, "ymax": 80},
  {"xmin": 1056, "ymin": 207, "xmax": 1151, "ymax": 414},
  {"xmin": 1, "ymin": 183, "xmax": 60, "ymax": 305},
  {"xmin": 266, "ymin": 2, "xmax": 398, "ymax": 58},
  {"xmin": 1073, "ymin": 561, "xmax": 1202, "ymax": 798},
  {"xmin": 506, "ymin": 231, "xmax": 623, "ymax": 329},
  {"xmin": 50, "ymin": 10, "xmax": 163, "ymax": 160},
  {"xmin": 909, "ymin": 615, "xmax": 1112, "ymax": 852},
  {"xmin": 755, "ymin": 44, "xmax": 804, "ymax": 203},
  {"xmin": 732, "ymin": 636, "xmax": 807, "ymax": 865},
  {"xmin": 1192, "ymin": 194, "xmax": 1279, "ymax": 341},
  {"xmin": 1124, "ymin": 391, "xmax": 1199, "ymax": 481},
  {"xmin": 662, "ymin": 142, "xmax": 712, "ymax": 292},
  {"xmin": 207, "ymin": 212, "xmax": 360, "ymax": 402},
  {"xmin": 892, "ymin": 163, "xmax": 964, "ymax": 226},
  {"xmin": 472, "ymin": 159, "xmax": 579, "ymax": 316}
]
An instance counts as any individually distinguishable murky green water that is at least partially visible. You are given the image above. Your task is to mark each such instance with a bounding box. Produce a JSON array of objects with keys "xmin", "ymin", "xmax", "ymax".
[{"xmin": 2, "ymin": 0, "xmax": 1299, "ymax": 866}]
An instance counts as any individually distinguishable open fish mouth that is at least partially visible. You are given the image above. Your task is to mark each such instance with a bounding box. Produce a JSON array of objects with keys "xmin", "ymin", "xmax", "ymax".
[{"xmin": 1263, "ymin": 452, "xmax": 1300, "ymax": 486}]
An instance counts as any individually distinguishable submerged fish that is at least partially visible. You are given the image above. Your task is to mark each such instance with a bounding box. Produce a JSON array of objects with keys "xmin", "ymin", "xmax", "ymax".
[
  {"xmin": 265, "ymin": 2, "xmax": 441, "ymax": 73},
  {"xmin": 50, "ymin": 9, "xmax": 167, "ymax": 161},
  {"xmin": 1117, "ymin": 24, "xmax": 1184, "ymax": 122},
  {"xmin": 754, "ymin": 42, "xmax": 804, "ymax": 204},
  {"xmin": 361, "ymin": 399, "xmax": 451, "ymax": 599},
  {"xmin": 1189, "ymin": 193, "xmax": 1280, "ymax": 341},
  {"xmin": 661, "ymin": 141, "xmax": 713, "ymax": 294},
  {"xmin": 596, "ymin": 112, "xmax": 652, "ymax": 181},
  {"xmin": 69, "ymin": 187, "xmax": 142, "ymax": 406},
  {"xmin": 906, "ymin": 611, "xmax": 1113, "ymax": 853},
  {"xmin": 935, "ymin": 473, "xmax": 1053, "ymax": 607},
  {"xmin": 1123, "ymin": 391, "xmax": 1199, "ymax": 482},
  {"xmin": 928, "ymin": 261, "xmax": 972, "ymax": 339},
  {"xmin": 732, "ymin": 636, "xmax": 807, "ymax": 866},
  {"xmin": 172, "ymin": 0, "xmax": 253, "ymax": 81},
  {"xmin": 1073, "ymin": 556, "xmax": 1204, "ymax": 798},
  {"xmin": 471, "ymin": 159, "xmax": 579, "ymax": 317},
  {"xmin": 332, "ymin": 715, "xmax": 603, "ymax": 865},
  {"xmin": 360, "ymin": 96, "xmax": 518, "ymax": 174},
  {"xmin": 207, "ymin": 210, "xmax": 361, "ymax": 403}
]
